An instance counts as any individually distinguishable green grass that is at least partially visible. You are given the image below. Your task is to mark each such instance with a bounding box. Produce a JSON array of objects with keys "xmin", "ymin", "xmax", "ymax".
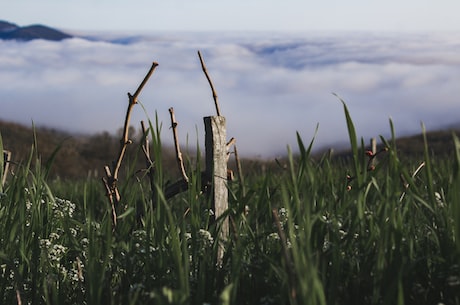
[{"xmin": 0, "ymin": 103, "xmax": 459, "ymax": 305}]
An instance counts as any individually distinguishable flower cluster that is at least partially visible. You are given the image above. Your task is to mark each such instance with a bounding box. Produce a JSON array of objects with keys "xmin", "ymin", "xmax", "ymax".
[
  {"xmin": 52, "ymin": 197, "xmax": 76, "ymax": 218},
  {"xmin": 185, "ymin": 229, "xmax": 214, "ymax": 257},
  {"xmin": 39, "ymin": 231, "xmax": 69, "ymax": 279}
]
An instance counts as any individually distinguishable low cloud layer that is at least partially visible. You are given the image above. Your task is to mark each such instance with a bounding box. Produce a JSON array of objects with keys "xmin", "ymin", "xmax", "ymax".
[{"xmin": 1, "ymin": 31, "xmax": 459, "ymax": 157}]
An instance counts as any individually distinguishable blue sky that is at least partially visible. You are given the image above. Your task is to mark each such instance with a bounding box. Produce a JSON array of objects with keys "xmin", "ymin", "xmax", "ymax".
[
  {"xmin": 2, "ymin": 0, "xmax": 460, "ymax": 32},
  {"xmin": 1, "ymin": 2, "xmax": 460, "ymax": 157}
]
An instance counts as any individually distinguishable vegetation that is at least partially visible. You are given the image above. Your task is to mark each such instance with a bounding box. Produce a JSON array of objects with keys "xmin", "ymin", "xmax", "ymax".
[
  {"xmin": 1, "ymin": 100, "xmax": 459, "ymax": 305},
  {"xmin": 2, "ymin": 119, "xmax": 460, "ymax": 181}
]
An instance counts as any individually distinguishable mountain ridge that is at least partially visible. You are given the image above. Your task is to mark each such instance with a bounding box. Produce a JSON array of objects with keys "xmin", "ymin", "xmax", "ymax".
[{"xmin": 0, "ymin": 20, "xmax": 73, "ymax": 41}]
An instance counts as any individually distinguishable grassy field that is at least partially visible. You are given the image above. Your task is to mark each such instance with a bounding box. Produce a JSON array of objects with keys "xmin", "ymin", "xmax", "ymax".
[{"xmin": 1, "ymin": 103, "xmax": 459, "ymax": 305}]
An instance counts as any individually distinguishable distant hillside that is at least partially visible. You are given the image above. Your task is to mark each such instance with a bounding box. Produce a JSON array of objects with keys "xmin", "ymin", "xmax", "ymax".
[
  {"xmin": 1, "ymin": 119, "xmax": 459, "ymax": 180},
  {"xmin": 0, "ymin": 120, "xmax": 178, "ymax": 180},
  {"xmin": 0, "ymin": 20, "xmax": 72, "ymax": 41},
  {"xmin": 0, "ymin": 20, "xmax": 18, "ymax": 32},
  {"xmin": 321, "ymin": 129, "xmax": 460, "ymax": 163}
]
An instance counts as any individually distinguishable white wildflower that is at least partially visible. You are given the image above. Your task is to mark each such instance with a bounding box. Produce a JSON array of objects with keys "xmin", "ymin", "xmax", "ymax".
[
  {"xmin": 278, "ymin": 207, "xmax": 288, "ymax": 224},
  {"xmin": 53, "ymin": 197, "xmax": 76, "ymax": 218},
  {"xmin": 198, "ymin": 229, "xmax": 213, "ymax": 248}
]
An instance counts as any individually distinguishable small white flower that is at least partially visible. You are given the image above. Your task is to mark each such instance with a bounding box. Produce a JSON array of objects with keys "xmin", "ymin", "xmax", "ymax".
[
  {"xmin": 278, "ymin": 207, "xmax": 288, "ymax": 223},
  {"xmin": 198, "ymin": 229, "xmax": 214, "ymax": 247},
  {"xmin": 267, "ymin": 232, "xmax": 280, "ymax": 241},
  {"xmin": 53, "ymin": 197, "xmax": 76, "ymax": 218},
  {"xmin": 70, "ymin": 228, "xmax": 78, "ymax": 237},
  {"xmin": 49, "ymin": 232, "xmax": 60, "ymax": 241},
  {"xmin": 39, "ymin": 238, "xmax": 52, "ymax": 250}
]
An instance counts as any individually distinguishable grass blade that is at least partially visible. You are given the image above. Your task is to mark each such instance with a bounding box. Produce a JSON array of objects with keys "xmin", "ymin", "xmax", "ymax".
[
  {"xmin": 333, "ymin": 93, "xmax": 362, "ymax": 185},
  {"xmin": 451, "ymin": 132, "xmax": 460, "ymax": 250}
]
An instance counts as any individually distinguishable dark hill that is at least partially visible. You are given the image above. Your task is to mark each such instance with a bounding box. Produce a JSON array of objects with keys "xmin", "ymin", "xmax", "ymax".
[
  {"xmin": 0, "ymin": 20, "xmax": 72, "ymax": 41},
  {"xmin": 2, "ymin": 119, "xmax": 460, "ymax": 180},
  {"xmin": 321, "ymin": 129, "xmax": 460, "ymax": 163},
  {"xmin": 0, "ymin": 20, "xmax": 19, "ymax": 32},
  {"xmin": 0, "ymin": 120, "xmax": 178, "ymax": 180}
]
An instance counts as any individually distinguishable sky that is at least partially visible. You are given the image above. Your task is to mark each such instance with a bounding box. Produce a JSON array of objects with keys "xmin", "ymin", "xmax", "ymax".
[
  {"xmin": 3, "ymin": 0, "xmax": 460, "ymax": 32},
  {"xmin": 1, "ymin": 2, "xmax": 460, "ymax": 157}
]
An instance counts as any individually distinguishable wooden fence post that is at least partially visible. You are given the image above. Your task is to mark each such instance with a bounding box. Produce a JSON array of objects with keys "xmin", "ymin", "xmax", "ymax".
[
  {"xmin": 370, "ymin": 137, "xmax": 377, "ymax": 168},
  {"xmin": 370, "ymin": 137, "xmax": 377, "ymax": 155},
  {"xmin": 204, "ymin": 116, "xmax": 228, "ymax": 263}
]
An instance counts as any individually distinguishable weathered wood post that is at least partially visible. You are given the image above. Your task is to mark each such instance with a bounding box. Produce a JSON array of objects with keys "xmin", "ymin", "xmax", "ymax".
[
  {"xmin": 370, "ymin": 137, "xmax": 377, "ymax": 168},
  {"xmin": 370, "ymin": 137, "xmax": 377, "ymax": 155},
  {"xmin": 204, "ymin": 116, "xmax": 228, "ymax": 263}
]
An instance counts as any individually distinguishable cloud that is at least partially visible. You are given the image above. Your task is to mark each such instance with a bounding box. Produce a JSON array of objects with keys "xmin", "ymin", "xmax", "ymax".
[{"xmin": 1, "ymin": 32, "xmax": 460, "ymax": 157}]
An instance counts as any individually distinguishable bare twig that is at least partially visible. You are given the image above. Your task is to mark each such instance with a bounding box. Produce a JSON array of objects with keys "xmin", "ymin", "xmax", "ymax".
[
  {"xmin": 198, "ymin": 50, "xmax": 221, "ymax": 116},
  {"xmin": 226, "ymin": 137, "xmax": 236, "ymax": 158},
  {"xmin": 76, "ymin": 256, "xmax": 84, "ymax": 282},
  {"xmin": 165, "ymin": 171, "xmax": 210, "ymax": 199},
  {"xmin": 16, "ymin": 289, "xmax": 22, "ymax": 305},
  {"xmin": 165, "ymin": 178, "xmax": 191, "ymax": 199},
  {"xmin": 140, "ymin": 120, "xmax": 156, "ymax": 207},
  {"xmin": 103, "ymin": 165, "xmax": 118, "ymax": 227},
  {"xmin": 140, "ymin": 121, "xmax": 154, "ymax": 170},
  {"xmin": 103, "ymin": 62, "xmax": 158, "ymax": 226},
  {"xmin": 2, "ymin": 150, "xmax": 11, "ymax": 187},
  {"xmin": 225, "ymin": 137, "xmax": 236, "ymax": 180},
  {"xmin": 169, "ymin": 107, "xmax": 189, "ymax": 183},
  {"xmin": 114, "ymin": 62, "xmax": 158, "ymax": 180}
]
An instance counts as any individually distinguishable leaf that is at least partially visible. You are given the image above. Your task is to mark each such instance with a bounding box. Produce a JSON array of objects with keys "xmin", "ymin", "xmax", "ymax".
[
  {"xmin": 296, "ymin": 123, "xmax": 319, "ymax": 160},
  {"xmin": 421, "ymin": 123, "xmax": 436, "ymax": 207},
  {"xmin": 219, "ymin": 284, "xmax": 234, "ymax": 305},
  {"xmin": 451, "ymin": 132, "xmax": 460, "ymax": 250},
  {"xmin": 333, "ymin": 93, "xmax": 361, "ymax": 184},
  {"xmin": 116, "ymin": 207, "xmax": 135, "ymax": 219}
]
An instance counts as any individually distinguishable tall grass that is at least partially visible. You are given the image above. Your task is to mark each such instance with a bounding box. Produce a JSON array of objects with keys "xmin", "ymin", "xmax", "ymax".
[{"xmin": 0, "ymin": 103, "xmax": 459, "ymax": 305}]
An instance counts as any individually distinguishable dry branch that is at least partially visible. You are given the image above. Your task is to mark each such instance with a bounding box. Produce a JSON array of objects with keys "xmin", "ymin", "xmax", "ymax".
[
  {"xmin": 140, "ymin": 120, "xmax": 156, "ymax": 207},
  {"xmin": 198, "ymin": 50, "xmax": 221, "ymax": 116},
  {"xmin": 165, "ymin": 171, "xmax": 211, "ymax": 199},
  {"xmin": 169, "ymin": 107, "xmax": 189, "ymax": 183},
  {"xmin": 225, "ymin": 137, "xmax": 236, "ymax": 180},
  {"xmin": 2, "ymin": 150, "xmax": 11, "ymax": 187},
  {"xmin": 226, "ymin": 137, "xmax": 236, "ymax": 157},
  {"xmin": 102, "ymin": 62, "xmax": 158, "ymax": 226}
]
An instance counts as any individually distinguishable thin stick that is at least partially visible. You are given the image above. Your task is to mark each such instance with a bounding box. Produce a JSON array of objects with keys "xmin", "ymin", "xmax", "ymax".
[
  {"xmin": 2, "ymin": 150, "xmax": 11, "ymax": 187},
  {"xmin": 133, "ymin": 62, "xmax": 159, "ymax": 102},
  {"xmin": 198, "ymin": 50, "xmax": 221, "ymax": 116},
  {"xmin": 102, "ymin": 166, "xmax": 118, "ymax": 227},
  {"xmin": 225, "ymin": 137, "xmax": 236, "ymax": 180},
  {"xmin": 141, "ymin": 120, "xmax": 156, "ymax": 207},
  {"xmin": 165, "ymin": 170, "xmax": 209, "ymax": 199},
  {"xmin": 226, "ymin": 137, "xmax": 236, "ymax": 151},
  {"xmin": 16, "ymin": 289, "xmax": 22, "ymax": 305},
  {"xmin": 103, "ymin": 62, "xmax": 158, "ymax": 226},
  {"xmin": 226, "ymin": 137, "xmax": 236, "ymax": 162},
  {"xmin": 114, "ymin": 62, "xmax": 158, "ymax": 180},
  {"xmin": 169, "ymin": 108, "xmax": 189, "ymax": 183},
  {"xmin": 140, "ymin": 121, "xmax": 152, "ymax": 168}
]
